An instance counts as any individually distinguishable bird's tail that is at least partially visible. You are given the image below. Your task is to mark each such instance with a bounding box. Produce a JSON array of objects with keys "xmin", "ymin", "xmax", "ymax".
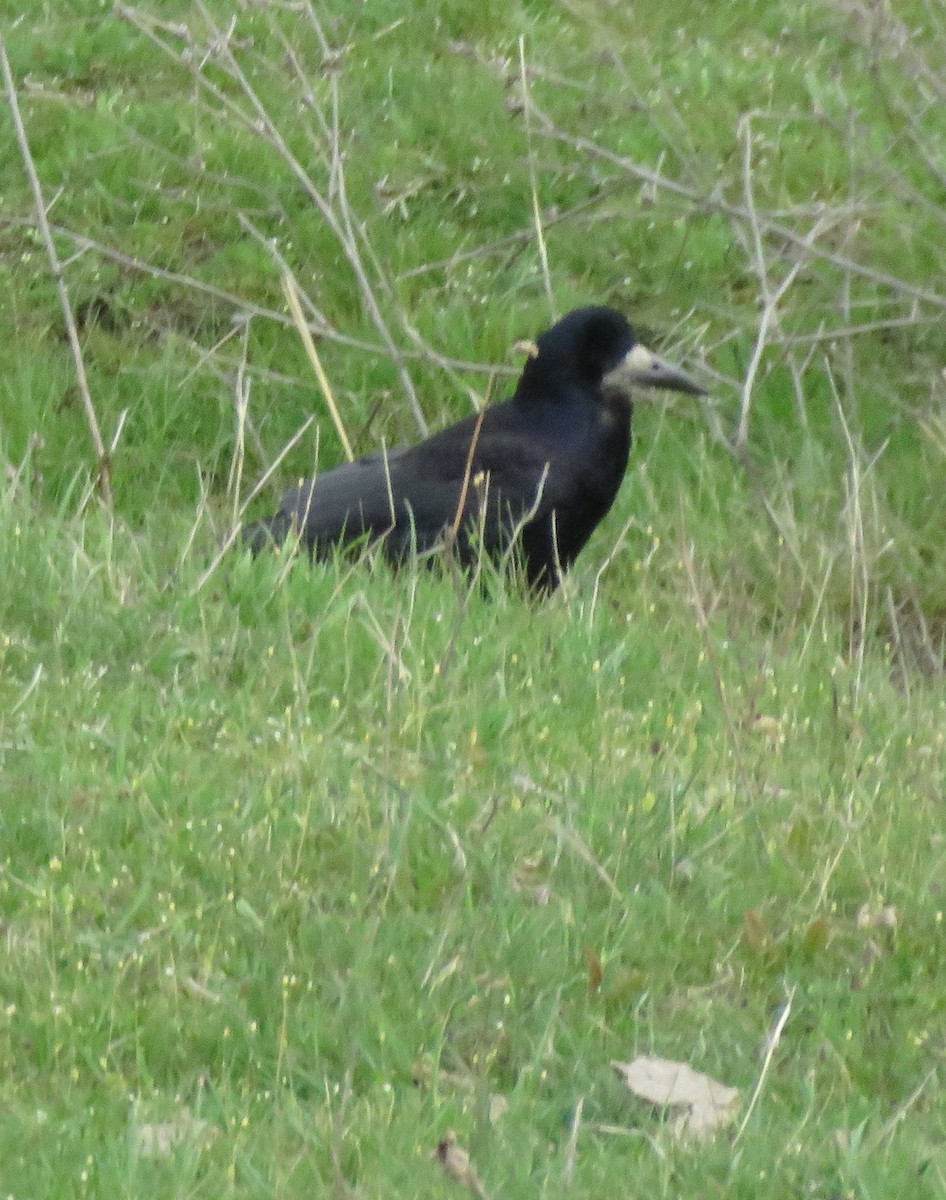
[{"xmin": 242, "ymin": 512, "xmax": 293, "ymax": 555}]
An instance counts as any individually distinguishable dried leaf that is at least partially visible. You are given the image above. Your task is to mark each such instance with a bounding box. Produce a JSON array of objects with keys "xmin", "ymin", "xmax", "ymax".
[
  {"xmin": 613, "ymin": 1056, "xmax": 740, "ymax": 1141},
  {"xmin": 583, "ymin": 946, "xmax": 604, "ymax": 994},
  {"xmin": 673, "ymin": 856, "xmax": 696, "ymax": 884},
  {"xmin": 512, "ymin": 856, "xmax": 552, "ymax": 905},
  {"xmin": 742, "ymin": 908, "xmax": 769, "ymax": 954}
]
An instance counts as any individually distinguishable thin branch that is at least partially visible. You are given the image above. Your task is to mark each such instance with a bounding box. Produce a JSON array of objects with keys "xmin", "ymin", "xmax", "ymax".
[
  {"xmin": 1, "ymin": 36, "xmax": 112, "ymax": 506},
  {"xmin": 0, "ymin": 216, "xmax": 506, "ymax": 377},
  {"xmin": 525, "ymin": 93, "xmax": 946, "ymax": 313},
  {"xmin": 226, "ymin": 317, "xmax": 252, "ymax": 523},
  {"xmin": 562, "ymin": 1095, "xmax": 584, "ymax": 1193},
  {"xmin": 119, "ymin": 2, "xmax": 427, "ymax": 433},
  {"xmin": 735, "ymin": 114, "xmax": 833, "ymax": 448},
  {"xmin": 212, "ymin": 1, "xmax": 427, "ymax": 434},
  {"xmin": 396, "ymin": 183, "xmax": 626, "ymax": 281},
  {"xmin": 518, "ymin": 36, "xmax": 555, "ymax": 318}
]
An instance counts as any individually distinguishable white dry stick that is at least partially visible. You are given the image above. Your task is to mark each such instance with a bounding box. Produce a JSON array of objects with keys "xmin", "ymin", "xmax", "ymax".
[
  {"xmin": 2, "ymin": 213, "xmax": 506, "ymax": 378},
  {"xmin": 1, "ymin": 36, "xmax": 112, "ymax": 506},
  {"xmin": 872, "ymin": 1067, "xmax": 937, "ymax": 1148},
  {"xmin": 546, "ymin": 815, "xmax": 627, "ymax": 912},
  {"xmin": 733, "ymin": 984, "xmax": 796, "ymax": 1145},
  {"xmin": 588, "ymin": 512, "xmax": 637, "ymax": 623},
  {"xmin": 499, "ymin": 460, "xmax": 550, "ymax": 580},
  {"xmin": 829, "ymin": 362, "xmax": 891, "ymax": 705},
  {"xmin": 562, "ymin": 1096, "xmax": 584, "ymax": 1192},
  {"xmin": 227, "ymin": 318, "xmax": 252, "ymax": 524},
  {"xmin": 518, "ymin": 36, "xmax": 555, "ymax": 318}
]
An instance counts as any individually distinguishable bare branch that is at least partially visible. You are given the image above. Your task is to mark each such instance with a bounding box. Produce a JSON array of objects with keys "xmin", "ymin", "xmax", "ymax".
[
  {"xmin": 525, "ymin": 93, "xmax": 946, "ymax": 313},
  {"xmin": 734, "ymin": 115, "xmax": 834, "ymax": 448},
  {"xmin": 1, "ymin": 36, "xmax": 112, "ymax": 506},
  {"xmin": 518, "ymin": 36, "xmax": 555, "ymax": 318}
]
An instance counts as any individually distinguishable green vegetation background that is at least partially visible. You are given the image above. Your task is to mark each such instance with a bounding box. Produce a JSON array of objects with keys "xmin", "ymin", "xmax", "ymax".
[{"xmin": 1, "ymin": 1, "xmax": 945, "ymax": 1196}]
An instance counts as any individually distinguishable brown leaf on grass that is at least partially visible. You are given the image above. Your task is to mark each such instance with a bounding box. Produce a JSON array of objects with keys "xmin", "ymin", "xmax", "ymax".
[
  {"xmin": 435, "ymin": 1130, "xmax": 489, "ymax": 1198},
  {"xmin": 583, "ymin": 945, "xmax": 604, "ymax": 994},
  {"xmin": 613, "ymin": 1056, "xmax": 740, "ymax": 1141},
  {"xmin": 742, "ymin": 908, "xmax": 769, "ymax": 954}
]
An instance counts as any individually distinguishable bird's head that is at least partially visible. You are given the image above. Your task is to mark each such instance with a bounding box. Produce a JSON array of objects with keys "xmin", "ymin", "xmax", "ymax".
[{"xmin": 518, "ymin": 306, "xmax": 705, "ymax": 401}]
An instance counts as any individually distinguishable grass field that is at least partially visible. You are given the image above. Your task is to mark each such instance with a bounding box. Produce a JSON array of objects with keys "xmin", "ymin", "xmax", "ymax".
[{"xmin": 2, "ymin": 1, "xmax": 946, "ymax": 1196}]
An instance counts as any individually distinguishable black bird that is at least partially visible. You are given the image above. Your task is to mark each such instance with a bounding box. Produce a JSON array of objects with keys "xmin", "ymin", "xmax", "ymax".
[{"xmin": 244, "ymin": 306, "xmax": 705, "ymax": 591}]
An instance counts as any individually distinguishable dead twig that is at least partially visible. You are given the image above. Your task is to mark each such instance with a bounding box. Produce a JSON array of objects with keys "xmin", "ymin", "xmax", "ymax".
[
  {"xmin": 1, "ymin": 36, "xmax": 112, "ymax": 506},
  {"xmin": 517, "ymin": 36, "xmax": 555, "ymax": 318},
  {"xmin": 733, "ymin": 985, "xmax": 795, "ymax": 1145},
  {"xmin": 524, "ymin": 93, "xmax": 946, "ymax": 313},
  {"xmin": 0, "ymin": 215, "xmax": 508, "ymax": 378},
  {"xmin": 449, "ymin": 407, "xmax": 488, "ymax": 543},
  {"xmin": 194, "ymin": 0, "xmax": 428, "ymax": 434},
  {"xmin": 226, "ymin": 317, "xmax": 252, "ymax": 524},
  {"xmin": 562, "ymin": 1096, "xmax": 584, "ymax": 1192},
  {"xmin": 734, "ymin": 113, "xmax": 834, "ymax": 449}
]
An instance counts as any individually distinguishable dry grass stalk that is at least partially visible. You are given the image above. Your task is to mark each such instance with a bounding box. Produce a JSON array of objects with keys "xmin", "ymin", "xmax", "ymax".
[
  {"xmin": 283, "ymin": 271, "xmax": 355, "ymax": 462},
  {"xmin": 1, "ymin": 36, "xmax": 112, "ymax": 506}
]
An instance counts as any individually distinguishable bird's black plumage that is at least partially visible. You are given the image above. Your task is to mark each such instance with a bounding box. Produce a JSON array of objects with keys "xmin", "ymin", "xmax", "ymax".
[{"xmin": 244, "ymin": 306, "xmax": 704, "ymax": 591}]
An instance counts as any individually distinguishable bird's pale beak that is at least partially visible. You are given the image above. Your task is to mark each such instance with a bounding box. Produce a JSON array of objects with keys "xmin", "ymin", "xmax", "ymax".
[{"xmin": 604, "ymin": 343, "xmax": 706, "ymax": 396}]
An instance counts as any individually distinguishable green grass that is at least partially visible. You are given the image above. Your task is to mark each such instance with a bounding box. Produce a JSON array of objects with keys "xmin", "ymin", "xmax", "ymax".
[{"xmin": 3, "ymin": 0, "xmax": 946, "ymax": 1196}]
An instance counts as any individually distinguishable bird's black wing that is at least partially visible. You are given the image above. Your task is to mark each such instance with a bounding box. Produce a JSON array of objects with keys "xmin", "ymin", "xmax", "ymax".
[
  {"xmin": 272, "ymin": 423, "xmax": 573, "ymax": 560},
  {"xmin": 245, "ymin": 397, "xmax": 619, "ymax": 588},
  {"xmin": 274, "ymin": 445, "xmax": 414, "ymax": 551}
]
